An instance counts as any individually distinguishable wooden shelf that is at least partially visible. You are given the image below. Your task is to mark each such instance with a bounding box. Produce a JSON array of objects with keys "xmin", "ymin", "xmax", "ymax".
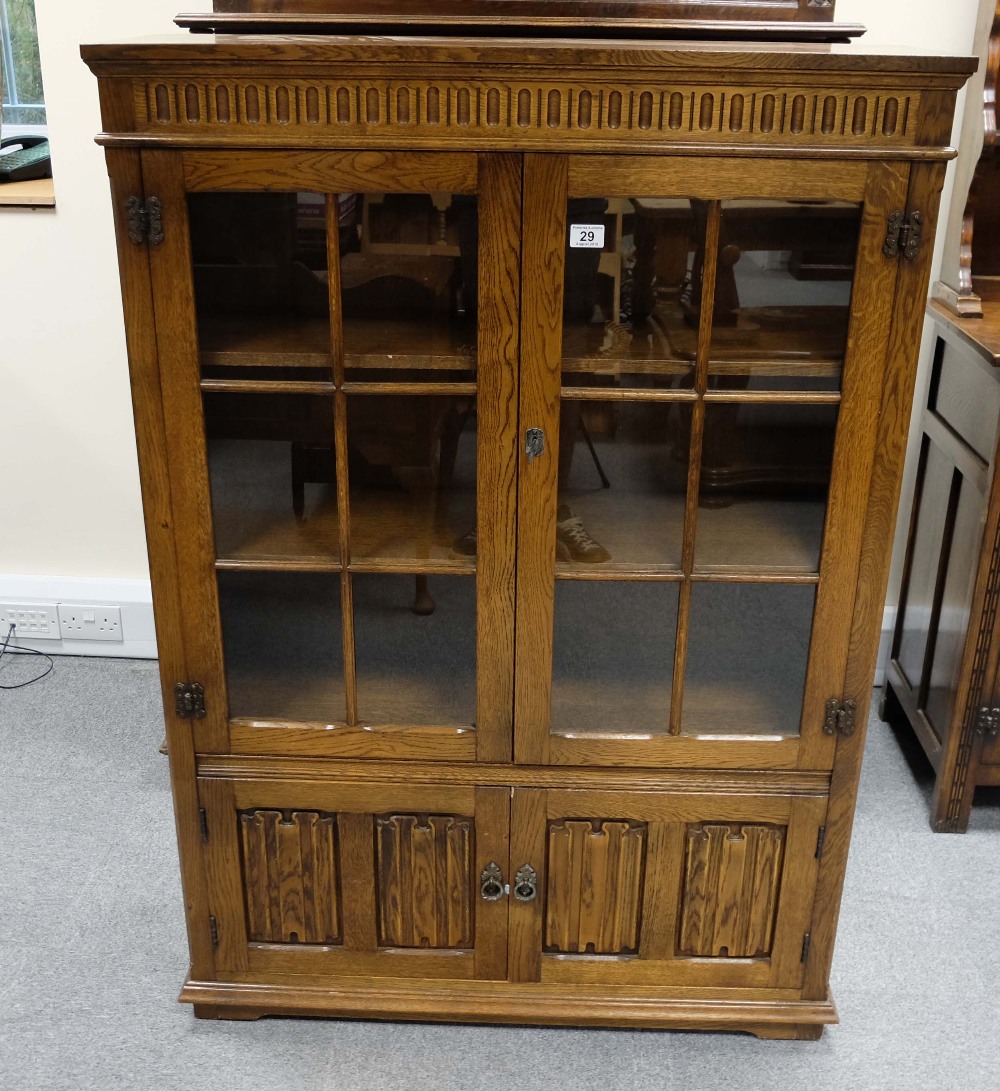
[
  {"xmin": 561, "ymin": 305, "xmax": 846, "ymax": 381},
  {"xmin": 199, "ymin": 312, "xmax": 475, "ymax": 372},
  {"xmin": 213, "ymin": 483, "xmax": 476, "ymax": 574}
]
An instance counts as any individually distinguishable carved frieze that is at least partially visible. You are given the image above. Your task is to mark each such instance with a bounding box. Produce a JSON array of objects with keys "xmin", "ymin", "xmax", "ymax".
[{"xmin": 134, "ymin": 80, "xmax": 916, "ymax": 147}]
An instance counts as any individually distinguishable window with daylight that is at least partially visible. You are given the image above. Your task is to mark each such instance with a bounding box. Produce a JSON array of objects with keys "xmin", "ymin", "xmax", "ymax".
[{"xmin": 1, "ymin": 0, "xmax": 46, "ymax": 131}]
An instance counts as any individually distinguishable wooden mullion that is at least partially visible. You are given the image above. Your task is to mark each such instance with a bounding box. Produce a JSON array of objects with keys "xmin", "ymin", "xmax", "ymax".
[
  {"xmin": 702, "ymin": 390, "xmax": 842, "ymax": 406},
  {"xmin": 342, "ymin": 382, "xmax": 478, "ymax": 396},
  {"xmin": 669, "ymin": 200, "xmax": 722, "ymax": 736},
  {"xmin": 326, "ymin": 195, "xmax": 358, "ymax": 727},
  {"xmin": 199, "ymin": 379, "xmax": 336, "ymax": 395}
]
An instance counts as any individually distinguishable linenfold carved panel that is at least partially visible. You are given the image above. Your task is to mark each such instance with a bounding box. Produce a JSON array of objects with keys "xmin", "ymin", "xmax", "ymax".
[
  {"xmin": 545, "ymin": 819, "xmax": 647, "ymax": 954},
  {"xmin": 239, "ymin": 809, "xmax": 341, "ymax": 944},
  {"xmin": 136, "ymin": 80, "xmax": 916, "ymax": 145},
  {"xmin": 376, "ymin": 815, "xmax": 474, "ymax": 949},
  {"xmin": 678, "ymin": 823, "xmax": 785, "ymax": 959}
]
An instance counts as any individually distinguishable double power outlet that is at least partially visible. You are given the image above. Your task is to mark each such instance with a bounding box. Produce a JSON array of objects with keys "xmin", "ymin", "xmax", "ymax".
[{"xmin": 0, "ymin": 602, "xmax": 123, "ymax": 642}]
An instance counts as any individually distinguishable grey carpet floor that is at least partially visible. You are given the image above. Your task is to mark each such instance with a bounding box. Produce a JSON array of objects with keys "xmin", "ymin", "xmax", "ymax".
[{"xmin": 1, "ymin": 655, "xmax": 998, "ymax": 1091}]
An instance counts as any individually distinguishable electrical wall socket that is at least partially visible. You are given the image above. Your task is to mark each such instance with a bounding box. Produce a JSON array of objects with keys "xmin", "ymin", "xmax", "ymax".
[
  {"xmin": 57, "ymin": 604, "xmax": 124, "ymax": 642},
  {"xmin": 0, "ymin": 603, "xmax": 62, "ymax": 640}
]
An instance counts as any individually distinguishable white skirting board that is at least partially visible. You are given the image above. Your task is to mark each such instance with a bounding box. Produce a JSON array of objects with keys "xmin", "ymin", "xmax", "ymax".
[{"xmin": 0, "ymin": 574, "xmax": 157, "ymax": 659}]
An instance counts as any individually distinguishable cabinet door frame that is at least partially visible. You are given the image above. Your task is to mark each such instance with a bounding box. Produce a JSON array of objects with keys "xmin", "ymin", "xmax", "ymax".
[
  {"xmin": 200, "ymin": 776, "xmax": 510, "ymax": 982},
  {"xmin": 514, "ymin": 153, "xmax": 911, "ymax": 771},
  {"xmin": 141, "ymin": 148, "xmax": 520, "ymax": 764},
  {"xmin": 508, "ymin": 785, "xmax": 827, "ymax": 991}
]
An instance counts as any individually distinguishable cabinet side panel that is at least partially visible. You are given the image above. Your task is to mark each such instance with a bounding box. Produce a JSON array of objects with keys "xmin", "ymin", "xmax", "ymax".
[
  {"xmin": 806, "ymin": 159, "xmax": 946, "ymax": 996},
  {"xmin": 105, "ymin": 147, "xmax": 216, "ymax": 979}
]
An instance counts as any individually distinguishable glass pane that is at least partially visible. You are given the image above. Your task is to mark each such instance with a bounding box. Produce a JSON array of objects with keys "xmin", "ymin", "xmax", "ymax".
[
  {"xmin": 555, "ymin": 400, "xmax": 686, "ymax": 572},
  {"xmin": 219, "ymin": 571, "xmax": 345, "ymax": 722},
  {"xmin": 347, "ymin": 394, "xmax": 476, "ymax": 567},
  {"xmin": 929, "ymin": 342, "xmax": 1000, "ymax": 464},
  {"xmin": 709, "ymin": 200, "xmax": 861, "ymax": 392},
  {"xmin": 353, "ymin": 574, "xmax": 476, "ymax": 726},
  {"xmin": 897, "ymin": 442, "xmax": 954, "ymax": 690},
  {"xmin": 682, "ymin": 583, "xmax": 816, "ymax": 737},
  {"xmin": 695, "ymin": 403, "xmax": 837, "ymax": 571},
  {"xmin": 339, "ymin": 192, "xmax": 476, "ymax": 383},
  {"xmin": 205, "ymin": 392, "xmax": 337, "ymax": 566},
  {"xmin": 925, "ymin": 477, "xmax": 983, "ymax": 740},
  {"xmin": 562, "ymin": 198, "xmax": 700, "ymax": 390},
  {"xmin": 189, "ymin": 191, "xmax": 331, "ymax": 377},
  {"xmin": 551, "ymin": 582, "xmax": 678, "ymax": 735}
]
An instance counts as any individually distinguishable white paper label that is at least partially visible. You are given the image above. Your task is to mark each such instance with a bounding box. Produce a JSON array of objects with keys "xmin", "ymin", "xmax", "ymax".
[{"xmin": 569, "ymin": 224, "xmax": 605, "ymax": 249}]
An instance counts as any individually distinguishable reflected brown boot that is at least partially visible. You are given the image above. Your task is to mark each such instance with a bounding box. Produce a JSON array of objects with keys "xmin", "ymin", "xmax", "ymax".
[{"xmin": 556, "ymin": 504, "xmax": 611, "ymax": 563}]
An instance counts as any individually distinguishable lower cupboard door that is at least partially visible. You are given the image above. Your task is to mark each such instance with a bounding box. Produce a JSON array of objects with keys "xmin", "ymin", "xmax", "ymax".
[
  {"xmin": 198, "ymin": 778, "xmax": 509, "ymax": 982},
  {"xmin": 508, "ymin": 788, "xmax": 827, "ymax": 990}
]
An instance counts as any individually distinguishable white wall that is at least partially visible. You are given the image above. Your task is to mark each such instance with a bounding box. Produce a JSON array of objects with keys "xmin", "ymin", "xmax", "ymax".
[
  {"xmin": 1, "ymin": 0, "xmax": 184, "ymax": 586},
  {"xmin": 0, "ymin": 1, "xmax": 984, "ymax": 633}
]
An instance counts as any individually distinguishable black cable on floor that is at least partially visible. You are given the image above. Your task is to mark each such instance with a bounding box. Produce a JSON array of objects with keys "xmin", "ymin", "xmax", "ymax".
[{"xmin": 0, "ymin": 623, "xmax": 54, "ymax": 689}]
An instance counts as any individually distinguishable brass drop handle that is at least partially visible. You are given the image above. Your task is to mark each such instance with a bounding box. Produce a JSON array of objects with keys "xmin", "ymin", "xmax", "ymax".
[
  {"xmin": 513, "ymin": 864, "xmax": 538, "ymax": 902},
  {"xmin": 480, "ymin": 862, "xmax": 505, "ymax": 902}
]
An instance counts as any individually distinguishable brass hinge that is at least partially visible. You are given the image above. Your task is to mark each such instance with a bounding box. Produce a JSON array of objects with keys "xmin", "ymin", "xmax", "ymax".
[
  {"xmin": 815, "ymin": 825, "xmax": 827, "ymax": 861},
  {"xmin": 975, "ymin": 707, "xmax": 1000, "ymax": 738},
  {"xmin": 174, "ymin": 682, "xmax": 206, "ymax": 720},
  {"xmin": 801, "ymin": 933, "xmax": 812, "ymax": 964},
  {"xmin": 125, "ymin": 195, "xmax": 164, "ymax": 246},
  {"xmin": 209, "ymin": 916, "xmax": 219, "ymax": 948},
  {"xmin": 823, "ymin": 698, "xmax": 857, "ymax": 738},
  {"xmin": 883, "ymin": 209, "xmax": 924, "ymax": 261},
  {"xmin": 199, "ymin": 807, "xmax": 209, "ymax": 842}
]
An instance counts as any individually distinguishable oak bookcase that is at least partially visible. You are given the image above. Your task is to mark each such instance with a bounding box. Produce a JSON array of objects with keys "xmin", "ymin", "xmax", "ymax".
[{"xmin": 83, "ymin": 16, "xmax": 972, "ymax": 1038}]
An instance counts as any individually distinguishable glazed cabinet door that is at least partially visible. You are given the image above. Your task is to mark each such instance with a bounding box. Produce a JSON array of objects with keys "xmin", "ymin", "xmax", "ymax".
[
  {"xmin": 141, "ymin": 150, "xmax": 520, "ymax": 762},
  {"xmin": 516, "ymin": 154, "xmax": 910, "ymax": 770},
  {"xmin": 199, "ymin": 776, "xmax": 509, "ymax": 982},
  {"xmin": 508, "ymin": 785, "xmax": 826, "ymax": 990}
]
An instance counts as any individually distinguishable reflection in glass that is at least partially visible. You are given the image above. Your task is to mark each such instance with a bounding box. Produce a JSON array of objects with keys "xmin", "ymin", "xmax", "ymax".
[
  {"xmin": 354, "ymin": 574, "xmax": 476, "ymax": 726},
  {"xmin": 205, "ymin": 392, "xmax": 337, "ymax": 565},
  {"xmin": 925, "ymin": 478, "xmax": 982, "ymax": 740},
  {"xmin": 709, "ymin": 200, "xmax": 861, "ymax": 392},
  {"xmin": 682, "ymin": 583, "xmax": 816, "ymax": 737},
  {"xmin": 694, "ymin": 403, "xmax": 837, "ymax": 571},
  {"xmin": 896, "ymin": 442, "xmax": 954, "ymax": 691},
  {"xmin": 551, "ymin": 582, "xmax": 678, "ymax": 735},
  {"xmin": 562, "ymin": 197, "xmax": 699, "ymax": 390},
  {"xmin": 189, "ymin": 191, "xmax": 331, "ymax": 376},
  {"xmin": 339, "ymin": 192, "xmax": 477, "ymax": 383},
  {"xmin": 219, "ymin": 571, "xmax": 345, "ymax": 723},
  {"xmin": 555, "ymin": 400, "xmax": 686, "ymax": 571},
  {"xmin": 347, "ymin": 395, "xmax": 477, "ymax": 568}
]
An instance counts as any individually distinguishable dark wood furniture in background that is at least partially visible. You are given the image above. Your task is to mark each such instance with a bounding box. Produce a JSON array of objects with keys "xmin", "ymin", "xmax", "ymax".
[
  {"xmin": 881, "ymin": 1, "xmax": 1000, "ymax": 832},
  {"xmin": 84, "ymin": 10, "xmax": 971, "ymax": 1037}
]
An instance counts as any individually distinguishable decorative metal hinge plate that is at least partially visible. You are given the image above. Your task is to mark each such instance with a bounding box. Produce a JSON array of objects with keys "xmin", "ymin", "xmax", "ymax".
[
  {"xmin": 199, "ymin": 807, "xmax": 209, "ymax": 842},
  {"xmin": 975, "ymin": 707, "xmax": 1000, "ymax": 738},
  {"xmin": 525, "ymin": 427, "xmax": 545, "ymax": 463},
  {"xmin": 209, "ymin": 915, "xmax": 219, "ymax": 948},
  {"xmin": 801, "ymin": 932, "xmax": 812, "ymax": 964},
  {"xmin": 823, "ymin": 698, "xmax": 857, "ymax": 738},
  {"xmin": 884, "ymin": 209, "xmax": 924, "ymax": 261},
  {"xmin": 815, "ymin": 826, "xmax": 826, "ymax": 860},
  {"xmin": 174, "ymin": 682, "xmax": 206, "ymax": 719},
  {"xmin": 125, "ymin": 195, "xmax": 164, "ymax": 246}
]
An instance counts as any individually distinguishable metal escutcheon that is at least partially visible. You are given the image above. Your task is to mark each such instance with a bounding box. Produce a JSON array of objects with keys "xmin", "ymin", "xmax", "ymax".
[
  {"xmin": 513, "ymin": 864, "xmax": 538, "ymax": 902},
  {"xmin": 480, "ymin": 862, "xmax": 505, "ymax": 902},
  {"xmin": 525, "ymin": 428, "xmax": 545, "ymax": 463}
]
